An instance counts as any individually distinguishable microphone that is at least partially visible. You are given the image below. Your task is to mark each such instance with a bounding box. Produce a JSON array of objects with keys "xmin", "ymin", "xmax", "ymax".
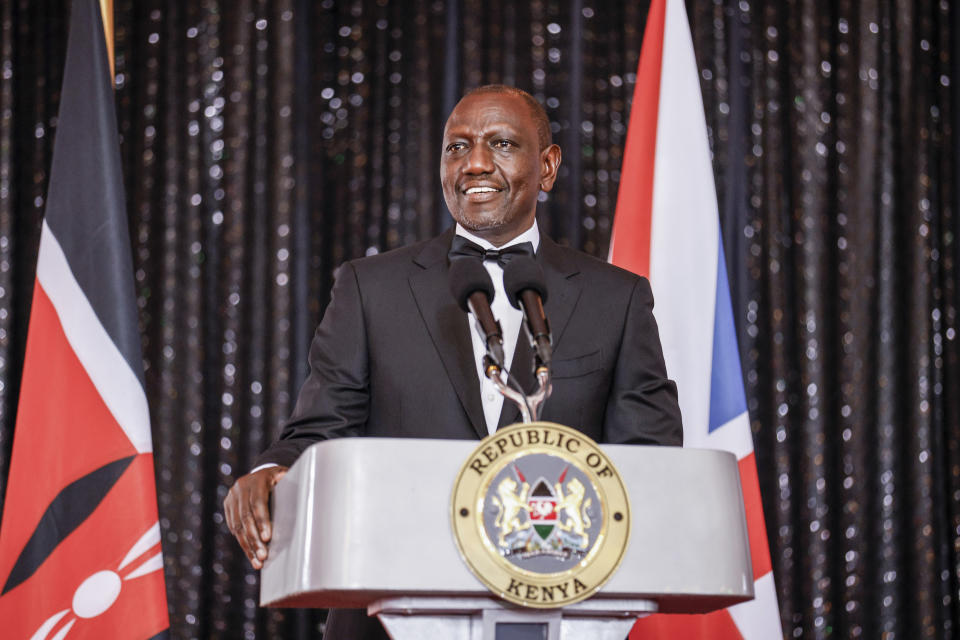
[
  {"xmin": 503, "ymin": 256, "xmax": 552, "ymax": 368},
  {"xmin": 448, "ymin": 258, "xmax": 506, "ymax": 368}
]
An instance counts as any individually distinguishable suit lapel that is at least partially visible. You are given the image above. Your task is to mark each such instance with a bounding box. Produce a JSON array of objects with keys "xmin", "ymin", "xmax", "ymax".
[
  {"xmin": 409, "ymin": 229, "xmax": 487, "ymax": 439},
  {"xmin": 538, "ymin": 234, "xmax": 582, "ymax": 353},
  {"xmin": 497, "ymin": 234, "xmax": 582, "ymax": 429}
]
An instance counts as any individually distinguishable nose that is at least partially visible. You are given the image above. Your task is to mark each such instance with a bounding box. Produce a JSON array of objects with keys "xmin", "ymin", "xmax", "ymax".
[{"xmin": 463, "ymin": 143, "xmax": 494, "ymax": 174}]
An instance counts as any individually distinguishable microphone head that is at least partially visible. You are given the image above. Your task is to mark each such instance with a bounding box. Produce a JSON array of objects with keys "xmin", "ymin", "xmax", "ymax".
[
  {"xmin": 503, "ymin": 255, "xmax": 548, "ymax": 309},
  {"xmin": 448, "ymin": 258, "xmax": 495, "ymax": 313}
]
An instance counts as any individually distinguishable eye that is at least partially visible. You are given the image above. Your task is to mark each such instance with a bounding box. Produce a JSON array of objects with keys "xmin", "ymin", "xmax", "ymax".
[
  {"xmin": 492, "ymin": 139, "xmax": 515, "ymax": 150},
  {"xmin": 445, "ymin": 142, "xmax": 467, "ymax": 153}
]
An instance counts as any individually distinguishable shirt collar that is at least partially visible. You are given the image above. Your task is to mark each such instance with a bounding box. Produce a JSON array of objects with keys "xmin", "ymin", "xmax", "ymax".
[{"xmin": 454, "ymin": 219, "xmax": 540, "ymax": 253}]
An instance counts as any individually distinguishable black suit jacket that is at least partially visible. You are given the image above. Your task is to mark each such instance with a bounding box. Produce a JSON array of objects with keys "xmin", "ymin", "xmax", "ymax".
[
  {"xmin": 257, "ymin": 228, "xmax": 681, "ymax": 468},
  {"xmin": 255, "ymin": 228, "xmax": 682, "ymax": 639}
]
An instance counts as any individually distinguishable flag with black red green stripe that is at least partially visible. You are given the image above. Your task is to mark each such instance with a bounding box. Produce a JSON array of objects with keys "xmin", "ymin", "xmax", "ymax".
[{"xmin": 0, "ymin": 0, "xmax": 169, "ymax": 637}]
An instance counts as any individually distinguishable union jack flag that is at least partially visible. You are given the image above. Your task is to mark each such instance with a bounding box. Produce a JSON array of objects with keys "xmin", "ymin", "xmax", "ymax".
[{"xmin": 610, "ymin": 1, "xmax": 782, "ymax": 637}]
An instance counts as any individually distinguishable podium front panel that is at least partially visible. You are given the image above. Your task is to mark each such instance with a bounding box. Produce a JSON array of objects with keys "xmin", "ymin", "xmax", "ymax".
[{"xmin": 261, "ymin": 438, "xmax": 752, "ymax": 613}]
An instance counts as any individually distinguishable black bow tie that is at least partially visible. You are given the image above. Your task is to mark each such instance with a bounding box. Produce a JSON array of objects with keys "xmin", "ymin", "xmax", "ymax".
[{"xmin": 448, "ymin": 235, "xmax": 535, "ymax": 267}]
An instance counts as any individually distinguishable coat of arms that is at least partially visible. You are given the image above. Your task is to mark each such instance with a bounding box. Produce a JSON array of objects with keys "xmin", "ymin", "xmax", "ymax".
[
  {"xmin": 492, "ymin": 465, "xmax": 593, "ymax": 560},
  {"xmin": 451, "ymin": 422, "xmax": 631, "ymax": 608}
]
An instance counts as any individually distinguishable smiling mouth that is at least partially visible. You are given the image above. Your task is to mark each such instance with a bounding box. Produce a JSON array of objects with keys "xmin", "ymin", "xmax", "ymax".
[{"xmin": 462, "ymin": 185, "xmax": 504, "ymax": 204}]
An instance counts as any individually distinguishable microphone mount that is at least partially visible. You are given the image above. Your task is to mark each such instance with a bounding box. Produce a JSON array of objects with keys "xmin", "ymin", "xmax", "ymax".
[{"xmin": 450, "ymin": 253, "xmax": 554, "ymax": 423}]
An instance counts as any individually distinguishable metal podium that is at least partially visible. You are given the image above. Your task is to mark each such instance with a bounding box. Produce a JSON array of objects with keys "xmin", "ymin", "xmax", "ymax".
[{"xmin": 260, "ymin": 438, "xmax": 754, "ymax": 639}]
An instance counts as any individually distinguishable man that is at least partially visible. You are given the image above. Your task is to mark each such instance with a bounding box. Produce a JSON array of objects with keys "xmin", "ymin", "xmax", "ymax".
[{"xmin": 224, "ymin": 85, "xmax": 682, "ymax": 639}]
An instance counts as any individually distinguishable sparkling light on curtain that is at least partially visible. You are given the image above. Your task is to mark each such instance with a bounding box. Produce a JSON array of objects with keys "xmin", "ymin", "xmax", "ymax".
[{"xmin": 0, "ymin": 1, "xmax": 956, "ymax": 638}]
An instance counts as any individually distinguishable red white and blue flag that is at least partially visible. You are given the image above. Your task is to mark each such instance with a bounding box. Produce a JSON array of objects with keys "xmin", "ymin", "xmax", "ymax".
[
  {"xmin": 0, "ymin": 0, "xmax": 169, "ymax": 637},
  {"xmin": 610, "ymin": 1, "xmax": 781, "ymax": 638}
]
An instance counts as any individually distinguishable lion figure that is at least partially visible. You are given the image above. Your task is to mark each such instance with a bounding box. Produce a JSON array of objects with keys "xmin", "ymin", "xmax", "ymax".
[
  {"xmin": 554, "ymin": 477, "xmax": 592, "ymax": 539},
  {"xmin": 492, "ymin": 477, "xmax": 531, "ymax": 547}
]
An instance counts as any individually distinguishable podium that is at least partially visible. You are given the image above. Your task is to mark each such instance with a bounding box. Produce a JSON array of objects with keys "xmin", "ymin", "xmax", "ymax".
[{"xmin": 261, "ymin": 438, "xmax": 754, "ymax": 639}]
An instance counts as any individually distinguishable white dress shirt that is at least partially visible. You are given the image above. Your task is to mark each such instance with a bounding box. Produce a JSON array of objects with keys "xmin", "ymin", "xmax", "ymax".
[{"xmin": 454, "ymin": 221, "xmax": 540, "ymax": 435}]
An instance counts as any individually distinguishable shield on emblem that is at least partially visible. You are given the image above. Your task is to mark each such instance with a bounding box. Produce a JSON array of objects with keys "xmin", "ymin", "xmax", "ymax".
[{"xmin": 527, "ymin": 479, "xmax": 557, "ymax": 540}]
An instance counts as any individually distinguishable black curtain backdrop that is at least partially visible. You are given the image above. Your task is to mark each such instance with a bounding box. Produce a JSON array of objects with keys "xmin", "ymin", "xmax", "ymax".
[{"xmin": 0, "ymin": 1, "xmax": 957, "ymax": 638}]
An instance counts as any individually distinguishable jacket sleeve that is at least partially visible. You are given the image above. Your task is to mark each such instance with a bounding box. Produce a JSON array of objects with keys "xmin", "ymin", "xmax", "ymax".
[
  {"xmin": 254, "ymin": 261, "xmax": 370, "ymax": 467},
  {"xmin": 602, "ymin": 276, "xmax": 684, "ymax": 446}
]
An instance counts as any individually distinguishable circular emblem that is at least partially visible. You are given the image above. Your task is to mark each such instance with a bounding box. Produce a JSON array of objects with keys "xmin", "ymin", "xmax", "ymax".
[{"xmin": 450, "ymin": 422, "xmax": 630, "ymax": 608}]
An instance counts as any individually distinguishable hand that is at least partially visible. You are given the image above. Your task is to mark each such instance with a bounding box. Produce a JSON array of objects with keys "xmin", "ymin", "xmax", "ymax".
[{"xmin": 223, "ymin": 465, "xmax": 288, "ymax": 569}]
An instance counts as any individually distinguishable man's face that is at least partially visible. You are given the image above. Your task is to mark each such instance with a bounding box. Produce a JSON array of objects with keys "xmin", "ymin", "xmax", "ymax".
[{"xmin": 440, "ymin": 92, "xmax": 561, "ymax": 246}]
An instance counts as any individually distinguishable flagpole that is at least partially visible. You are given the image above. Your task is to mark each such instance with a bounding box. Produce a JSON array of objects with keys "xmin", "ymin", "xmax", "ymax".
[{"xmin": 98, "ymin": 0, "xmax": 114, "ymax": 82}]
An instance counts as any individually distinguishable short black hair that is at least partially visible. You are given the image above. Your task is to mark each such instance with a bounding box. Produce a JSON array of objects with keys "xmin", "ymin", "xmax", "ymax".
[{"xmin": 461, "ymin": 85, "xmax": 552, "ymax": 151}]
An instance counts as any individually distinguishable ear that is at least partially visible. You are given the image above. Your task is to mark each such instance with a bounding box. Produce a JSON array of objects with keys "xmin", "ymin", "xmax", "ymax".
[{"xmin": 538, "ymin": 144, "xmax": 562, "ymax": 192}]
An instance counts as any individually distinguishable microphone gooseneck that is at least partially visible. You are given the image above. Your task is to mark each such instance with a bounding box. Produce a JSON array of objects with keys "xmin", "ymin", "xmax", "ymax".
[{"xmin": 503, "ymin": 256, "xmax": 552, "ymax": 368}]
